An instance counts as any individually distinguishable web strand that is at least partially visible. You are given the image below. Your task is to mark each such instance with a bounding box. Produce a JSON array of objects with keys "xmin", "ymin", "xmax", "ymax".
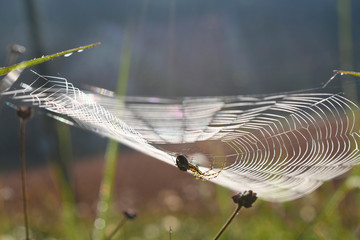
[{"xmin": 3, "ymin": 72, "xmax": 360, "ymax": 201}]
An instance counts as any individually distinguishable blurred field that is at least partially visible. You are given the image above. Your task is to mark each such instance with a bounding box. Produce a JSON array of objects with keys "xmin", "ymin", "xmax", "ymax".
[
  {"xmin": 0, "ymin": 150, "xmax": 359, "ymax": 239},
  {"xmin": 1, "ymin": 0, "xmax": 360, "ymax": 239}
]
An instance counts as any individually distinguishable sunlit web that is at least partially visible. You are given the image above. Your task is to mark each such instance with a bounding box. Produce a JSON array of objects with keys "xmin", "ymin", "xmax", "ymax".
[{"xmin": 3, "ymin": 71, "xmax": 360, "ymax": 201}]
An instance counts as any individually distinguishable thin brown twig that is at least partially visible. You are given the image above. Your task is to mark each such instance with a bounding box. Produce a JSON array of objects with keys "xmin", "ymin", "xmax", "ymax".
[
  {"xmin": 20, "ymin": 118, "xmax": 29, "ymax": 239},
  {"xmin": 213, "ymin": 204, "xmax": 242, "ymax": 240},
  {"xmin": 213, "ymin": 190, "xmax": 257, "ymax": 240},
  {"xmin": 18, "ymin": 106, "xmax": 33, "ymax": 240},
  {"xmin": 106, "ymin": 217, "xmax": 127, "ymax": 240},
  {"xmin": 106, "ymin": 210, "xmax": 137, "ymax": 240},
  {"xmin": 169, "ymin": 226, "xmax": 173, "ymax": 240}
]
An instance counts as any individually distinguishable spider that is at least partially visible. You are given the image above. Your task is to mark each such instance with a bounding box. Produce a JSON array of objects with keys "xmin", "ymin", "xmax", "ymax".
[{"xmin": 175, "ymin": 154, "xmax": 225, "ymax": 180}]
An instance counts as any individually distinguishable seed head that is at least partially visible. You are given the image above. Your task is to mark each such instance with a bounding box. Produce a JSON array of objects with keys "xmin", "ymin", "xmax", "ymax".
[
  {"xmin": 123, "ymin": 209, "xmax": 137, "ymax": 220},
  {"xmin": 17, "ymin": 106, "xmax": 33, "ymax": 120},
  {"xmin": 8, "ymin": 44, "xmax": 26, "ymax": 54},
  {"xmin": 232, "ymin": 190, "xmax": 257, "ymax": 208}
]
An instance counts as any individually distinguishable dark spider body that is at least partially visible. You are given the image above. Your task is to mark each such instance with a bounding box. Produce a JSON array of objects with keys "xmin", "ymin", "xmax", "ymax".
[
  {"xmin": 176, "ymin": 154, "xmax": 203, "ymax": 175},
  {"xmin": 176, "ymin": 154, "xmax": 225, "ymax": 180},
  {"xmin": 176, "ymin": 154, "xmax": 189, "ymax": 171}
]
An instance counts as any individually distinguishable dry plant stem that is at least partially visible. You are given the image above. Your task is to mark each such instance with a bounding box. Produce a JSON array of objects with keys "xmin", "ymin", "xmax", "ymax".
[
  {"xmin": 213, "ymin": 190, "xmax": 257, "ymax": 240},
  {"xmin": 17, "ymin": 107, "xmax": 32, "ymax": 240},
  {"xmin": 20, "ymin": 117, "xmax": 30, "ymax": 240},
  {"xmin": 106, "ymin": 217, "xmax": 127, "ymax": 240},
  {"xmin": 169, "ymin": 226, "xmax": 172, "ymax": 240},
  {"xmin": 213, "ymin": 204, "xmax": 242, "ymax": 240}
]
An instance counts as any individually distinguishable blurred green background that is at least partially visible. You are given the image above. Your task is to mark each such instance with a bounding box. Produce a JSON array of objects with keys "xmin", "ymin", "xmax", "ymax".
[{"xmin": 0, "ymin": 0, "xmax": 360, "ymax": 239}]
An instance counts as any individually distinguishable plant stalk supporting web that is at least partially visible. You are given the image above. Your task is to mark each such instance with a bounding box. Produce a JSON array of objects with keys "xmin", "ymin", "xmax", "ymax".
[{"xmin": 0, "ymin": 42, "xmax": 100, "ymax": 76}]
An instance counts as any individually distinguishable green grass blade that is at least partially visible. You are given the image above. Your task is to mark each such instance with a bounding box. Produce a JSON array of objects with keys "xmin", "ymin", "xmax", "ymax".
[
  {"xmin": 56, "ymin": 123, "xmax": 84, "ymax": 240},
  {"xmin": 334, "ymin": 70, "xmax": 360, "ymax": 77},
  {"xmin": 92, "ymin": 27, "xmax": 133, "ymax": 240},
  {"xmin": 0, "ymin": 42, "xmax": 101, "ymax": 76}
]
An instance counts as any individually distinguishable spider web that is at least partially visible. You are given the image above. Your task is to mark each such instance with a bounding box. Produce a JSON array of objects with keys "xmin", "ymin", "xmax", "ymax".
[{"xmin": 3, "ymin": 72, "xmax": 360, "ymax": 201}]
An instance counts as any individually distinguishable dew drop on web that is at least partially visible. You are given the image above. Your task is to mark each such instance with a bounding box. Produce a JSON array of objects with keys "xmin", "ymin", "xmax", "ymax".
[{"xmin": 64, "ymin": 52, "xmax": 73, "ymax": 57}]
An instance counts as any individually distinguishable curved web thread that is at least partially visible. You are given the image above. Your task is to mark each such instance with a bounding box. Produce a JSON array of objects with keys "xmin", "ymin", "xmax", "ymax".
[{"xmin": 3, "ymin": 72, "xmax": 360, "ymax": 201}]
